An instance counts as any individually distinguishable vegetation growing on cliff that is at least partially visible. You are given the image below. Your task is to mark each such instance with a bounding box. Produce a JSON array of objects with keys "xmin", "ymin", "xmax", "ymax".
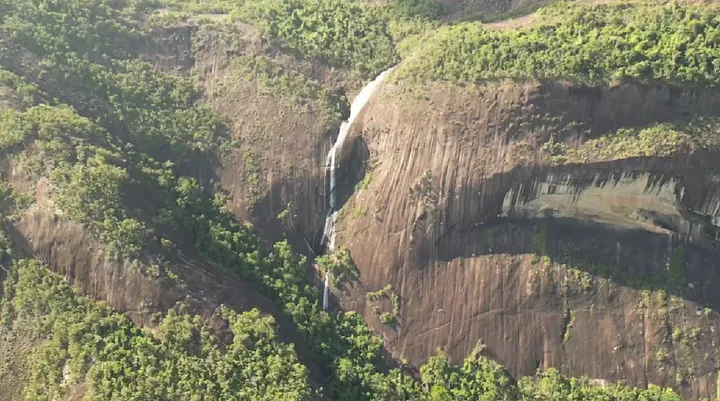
[
  {"xmin": 233, "ymin": 0, "xmax": 398, "ymax": 76},
  {"xmin": 315, "ymin": 247, "xmax": 359, "ymax": 287},
  {"xmin": 1, "ymin": 259, "xmax": 312, "ymax": 401},
  {"xmin": 518, "ymin": 369, "xmax": 681, "ymax": 401},
  {"xmin": 161, "ymin": 0, "xmax": 442, "ymax": 78},
  {"xmin": 228, "ymin": 55, "xmax": 346, "ymax": 127},
  {"xmin": 0, "ymin": 182, "xmax": 29, "ymax": 259},
  {"xmin": 366, "ymin": 284, "xmax": 401, "ymax": 325},
  {"xmin": 400, "ymin": 2, "xmax": 720, "ymax": 86},
  {"xmin": 543, "ymin": 118, "xmax": 720, "ymax": 165},
  {"xmin": 0, "ymin": 0, "xmax": 710, "ymax": 400}
]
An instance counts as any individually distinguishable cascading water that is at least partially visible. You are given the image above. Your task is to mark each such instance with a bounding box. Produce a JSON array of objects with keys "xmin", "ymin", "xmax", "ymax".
[
  {"xmin": 323, "ymin": 271, "xmax": 330, "ymax": 310},
  {"xmin": 321, "ymin": 66, "xmax": 395, "ymax": 310}
]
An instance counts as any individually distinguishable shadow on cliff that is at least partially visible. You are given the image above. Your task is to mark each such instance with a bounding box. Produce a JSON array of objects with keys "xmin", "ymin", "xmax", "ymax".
[
  {"xmin": 249, "ymin": 132, "xmax": 371, "ymax": 257},
  {"xmin": 412, "ymin": 154, "xmax": 720, "ymax": 311}
]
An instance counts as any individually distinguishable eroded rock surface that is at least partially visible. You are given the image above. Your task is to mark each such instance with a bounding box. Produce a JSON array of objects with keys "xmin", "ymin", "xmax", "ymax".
[{"xmin": 335, "ymin": 79, "xmax": 720, "ymax": 399}]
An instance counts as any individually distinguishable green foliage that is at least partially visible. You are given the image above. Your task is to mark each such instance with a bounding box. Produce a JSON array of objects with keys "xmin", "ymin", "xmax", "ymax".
[
  {"xmin": 389, "ymin": 0, "xmax": 444, "ymax": 20},
  {"xmin": 366, "ymin": 284, "xmax": 400, "ymax": 325},
  {"xmin": 379, "ymin": 312, "xmax": 394, "ymax": 324},
  {"xmin": 420, "ymin": 345, "xmax": 520, "ymax": 401},
  {"xmin": 0, "ymin": 104, "xmax": 106, "ymax": 183},
  {"xmin": 0, "ymin": 181, "xmax": 30, "ymax": 259},
  {"xmin": 0, "ymin": 68, "xmax": 40, "ymax": 106},
  {"xmin": 518, "ymin": 369, "xmax": 681, "ymax": 401},
  {"xmin": 0, "ymin": 1, "xmax": 696, "ymax": 400},
  {"xmin": 529, "ymin": 222, "xmax": 695, "ymax": 300},
  {"xmin": 1, "ymin": 0, "xmax": 153, "ymax": 66},
  {"xmin": 1, "ymin": 0, "xmax": 229, "ymax": 165},
  {"xmin": 400, "ymin": 2, "xmax": 720, "ymax": 86},
  {"xmin": 0, "ymin": 0, "xmax": 229, "ymax": 259},
  {"xmin": 2, "ymin": 104, "xmax": 100, "ymax": 156},
  {"xmin": 232, "ymin": 55, "xmax": 326, "ymax": 103},
  {"xmin": 545, "ymin": 119, "xmax": 720, "ymax": 165},
  {"xmin": 315, "ymin": 247, "xmax": 359, "ymax": 287},
  {"xmin": 84, "ymin": 59, "xmax": 229, "ymax": 162},
  {"xmin": 356, "ymin": 171, "xmax": 373, "ymax": 191},
  {"xmin": 161, "ymin": 177, "xmax": 420, "ymax": 400},
  {"xmin": 146, "ymin": 9, "xmax": 193, "ymax": 26},
  {"xmin": 0, "ymin": 183, "xmax": 31, "ymax": 221},
  {"xmin": 1, "ymin": 258, "xmax": 312, "ymax": 401},
  {"xmin": 666, "ymin": 246, "xmax": 687, "ymax": 294},
  {"xmin": 243, "ymin": 150, "xmax": 262, "ymax": 206},
  {"xmin": 0, "ymin": 103, "xmax": 148, "ymax": 260},
  {"xmin": 562, "ymin": 307, "xmax": 575, "ymax": 343},
  {"xmin": 387, "ymin": 16, "xmax": 439, "ymax": 56},
  {"xmin": 0, "ymin": 109, "xmax": 32, "ymax": 153},
  {"xmin": 234, "ymin": 0, "xmax": 398, "ymax": 77},
  {"xmin": 531, "ymin": 226, "xmax": 547, "ymax": 256},
  {"xmin": 51, "ymin": 151, "xmax": 147, "ymax": 260},
  {"xmin": 367, "ymin": 284, "xmax": 393, "ymax": 301}
]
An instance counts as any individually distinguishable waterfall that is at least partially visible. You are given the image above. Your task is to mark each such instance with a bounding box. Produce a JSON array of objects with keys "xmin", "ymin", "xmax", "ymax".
[
  {"xmin": 323, "ymin": 271, "xmax": 330, "ymax": 310},
  {"xmin": 321, "ymin": 66, "xmax": 395, "ymax": 251},
  {"xmin": 320, "ymin": 66, "xmax": 395, "ymax": 310}
]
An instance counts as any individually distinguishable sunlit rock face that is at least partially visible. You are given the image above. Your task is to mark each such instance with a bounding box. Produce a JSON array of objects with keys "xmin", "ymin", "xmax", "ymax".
[{"xmin": 333, "ymin": 79, "xmax": 720, "ymax": 400}]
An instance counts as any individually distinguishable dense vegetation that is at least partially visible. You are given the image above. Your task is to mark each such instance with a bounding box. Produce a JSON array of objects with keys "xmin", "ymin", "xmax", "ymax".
[
  {"xmin": 234, "ymin": 0, "xmax": 398, "ymax": 76},
  {"xmin": 1, "ymin": 259, "xmax": 312, "ymax": 401},
  {"xmin": 160, "ymin": 0, "xmax": 443, "ymax": 78},
  {"xmin": 400, "ymin": 2, "xmax": 720, "ymax": 86},
  {"xmin": 0, "ymin": 0, "xmax": 707, "ymax": 400}
]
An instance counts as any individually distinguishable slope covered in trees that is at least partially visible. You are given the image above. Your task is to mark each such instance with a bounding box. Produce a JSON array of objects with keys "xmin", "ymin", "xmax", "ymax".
[
  {"xmin": 399, "ymin": 1, "xmax": 720, "ymax": 85},
  {"xmin": 1, "ymin": 259, "xmax": 312, "ymax": 401},
  {"xmin": 0, "ymin": 0, "xmax": 716, "ymax": 399}
]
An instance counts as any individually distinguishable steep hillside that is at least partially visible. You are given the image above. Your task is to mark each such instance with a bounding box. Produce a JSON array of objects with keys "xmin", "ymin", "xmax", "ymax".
[
  {"xmin": 338, "ymin": 79, "xmax": 720, "ymax": 399},
  {"xmin": 330, "ymin": 2, "xmax": 720, "ymax": 399},
  {"xmin": 1, "ymin": 0, "xmax": 719, "ymax": 400}
]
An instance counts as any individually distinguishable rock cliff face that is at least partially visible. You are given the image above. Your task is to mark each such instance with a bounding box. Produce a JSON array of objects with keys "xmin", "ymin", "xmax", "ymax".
[
  {"xmin": 134, "ymin": 25, "xmax": 720, "ymax": 397},
  {"xmin": 331, "ymin": 79, "xmax": 720, "ymax": 399},
  {"xmin": 16, "ymin": 20, "xmax": 720, "ymax": 399},
  {"xmin": 169, "ymin": 22, "xmax": 356, "ymax": 256}
]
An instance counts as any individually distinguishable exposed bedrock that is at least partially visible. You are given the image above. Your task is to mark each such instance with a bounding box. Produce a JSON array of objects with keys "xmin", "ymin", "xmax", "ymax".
[{"xmin": 331, "ymin": 79, "xmax": 720, "ymax": 399}]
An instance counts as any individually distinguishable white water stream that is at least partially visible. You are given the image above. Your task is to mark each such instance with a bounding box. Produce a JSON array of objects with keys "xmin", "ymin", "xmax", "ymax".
[
  {"xmin": 321, "ymin": 67, "xmax": 395, "ymax": 309},
  {"xmin": 323, "ymin": 271, "xmax": 330, "ymax": 310}
]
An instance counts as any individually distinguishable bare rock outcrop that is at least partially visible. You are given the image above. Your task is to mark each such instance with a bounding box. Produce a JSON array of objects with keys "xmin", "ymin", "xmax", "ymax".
[{"xmin": 334, "ymin": 79, "xmax": 720, "ymax": 400}]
